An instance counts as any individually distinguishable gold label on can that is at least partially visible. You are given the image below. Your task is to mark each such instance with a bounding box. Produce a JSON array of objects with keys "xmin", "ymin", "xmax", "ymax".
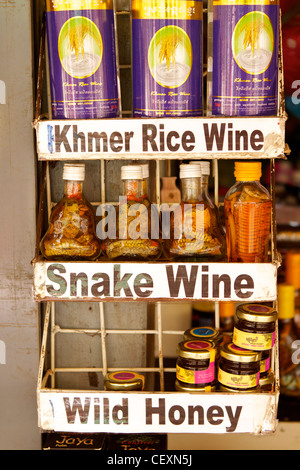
[{"xmin": 132, "ymin": 0, "xmax": 203, "ymax": 21}]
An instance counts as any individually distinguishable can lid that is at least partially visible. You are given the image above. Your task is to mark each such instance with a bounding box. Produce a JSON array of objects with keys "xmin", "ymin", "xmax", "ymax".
[
  {"xmin": 236, "ymin": 303, "xmax": 277, "ymax": 323},
  {"xmin": 140, "ymin": 164, "xmax": 149, "ymax": 179},
  {"xmin": 220, "ymin": 343, "xmax": 262, "ymax": 363},
  {"xmin": 285, "ymin": 252, "xmax": 300, "ymax": 289},
  {"xmin": 277, "ymin": 284, "xmax": 295, "ymax": 319},
  {"xmin": 234, "ymin": 161, "xmax": 262, "ymax": 181},
  {"xmin": 177, "ymin": 340, "xmax": 215, "ymax": 361},
  {"xmin": 63, "ymin": 163, "xmax": 85, "ymax": 181},
  {"xmin": 180, "ymin": 164, "xmax": 201, "ymax": 179},
  {"xmin": 104, "ymin": 371, "xmax": 145, "ymax": 391},
  {"xmin": 121, "ymin": 165, "xmax": 143, "ymax": 180},
  {"xmin": 183, "ymin": 326, "xmax": 222, "ymax": 344},
  {"xmin": 175, "ymin": 379, "xmax": 216, "ymax": 393},
  {"xmin": 191, "ymin": 161, "xmax": 210, "ymax": 176},
  {"xmin": 219, "ymin": 302, "xmax": 236, "ymax": 318}
]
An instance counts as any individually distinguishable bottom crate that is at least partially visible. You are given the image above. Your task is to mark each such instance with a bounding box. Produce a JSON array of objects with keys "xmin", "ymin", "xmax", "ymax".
[{"xmin": 37, "ymin": 302, "xmax": 280, "ymax": 436}]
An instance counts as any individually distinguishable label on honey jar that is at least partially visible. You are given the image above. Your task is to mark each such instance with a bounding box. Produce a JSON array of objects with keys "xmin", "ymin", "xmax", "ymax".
[
  {"xmin": 176, "ymin": 362, "xmax": 215, "ymax": 385},
  {"xmin": 218, "ymin": 368, "xmax": 260, "ymax": 389},
  {"xmin": 233, "ymin": 327, "xmax": 275, "ymax": 351}
]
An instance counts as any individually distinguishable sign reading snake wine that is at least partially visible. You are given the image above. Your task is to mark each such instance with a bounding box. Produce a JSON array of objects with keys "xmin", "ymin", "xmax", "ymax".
[{"xmin": 34, "ymin": 262, "xmax": 277, "ymax": 301}]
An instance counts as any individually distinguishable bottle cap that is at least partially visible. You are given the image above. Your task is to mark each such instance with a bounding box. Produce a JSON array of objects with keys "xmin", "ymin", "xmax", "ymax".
[
  {"xmin": 236, "ymin": 303, "xmax": 277, "ymax": 323},
  {"xmin": 285, "ymin": 252, "xmax": 300, "ymax": 289},
  {"xmin": 192, "ymin": 161, "xmax": 210, "ymax": 176},
  {"xmin": 63, "ymin": 163, "xmax": 85, "ymax": 181},
  {"xmin": 180, "ymin": 164, "xmax": 201, "ymax": 179},
  {"xmin": 277, "ymin": 283, "xmax": 295, "ymax": 319},
  {"xmin": 234, "ymin": 161, "xmax": 262, "ymax": 181},
  {"xmin": 220, "ymin": 343, "xmax": 262, "ymax": 363},
  {"xmin": 177, "ymin": 340, "xmax": 215, "ymax": 361},
  {"xmin": 140, "ymin": 164, "xmax": 149, "ymax": 179},
  {"xmin": 121, "ymin": 165, "xmax": 143, "ymax": 180},
  {"xmin": 104, "ymin": 371, "xmax": 145, "ymax": 391},
  {"xmin": 219, "ymin": 302, "xmax": 236, "ymax": 318}
]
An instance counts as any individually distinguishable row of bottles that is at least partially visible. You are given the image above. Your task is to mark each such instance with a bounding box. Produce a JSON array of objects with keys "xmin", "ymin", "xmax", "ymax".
[
  {"xmin": 45, "ymin": 0, "xmax": 279, "ymax": 119},
  {"xmin": 40, "ymin": 160, "xmax": 272, "ymax": 263}
]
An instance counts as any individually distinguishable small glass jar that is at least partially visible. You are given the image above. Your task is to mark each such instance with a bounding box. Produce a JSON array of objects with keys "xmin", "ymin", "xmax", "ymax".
[
  {"xmin": 233, "ymin": 303, "xmax": 277, "ymax": 351},
  {"xmin": 175, "ymin": 379, "xmax": 216, "ymax": 393},
  {"xmin": 260, "ymin": 349, "xmax": 271, "ymax": 377},
  {"xmin": 104, "ymin": 371, "xmax": 145, "ymax": 391},
  {"xmin": 259, "ymin": 370, "xmax": 274, "ymax": 392},
  {"xmin": 176, "ymin": 340, "xmax": 216, "ymax": 389},
  {"xmin": 218, "ymin": 384, "xmax": 260, "ymax": 393},
  {"xmin": 218, "ymin": 343, "xmax": 262, "ymax": 391},
  {"xmin": 183, "ymin": 326, "xmax": 223, "ymax": 348}
]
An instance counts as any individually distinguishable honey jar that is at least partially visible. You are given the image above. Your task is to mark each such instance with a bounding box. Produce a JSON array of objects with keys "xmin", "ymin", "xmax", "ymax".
[
  {"xmin": 176, "ymin": 340, "xmax": 216, "ymax": 389},
  {"xmin": 233, "ymin": 303, "xmax": 277, "ymax": 351},
  {"xmin": 104, "ymin": 371, "xmax": 145, "ymax": 391},
  {"xmin": 175, "ymin": 380, "xmax": 216, "ymax": 393},
  {"xmin": 218, "ymin": 343, "xmax": 261, "ymax": 391},
  {"xmin": 260, "ymin": 349, "xmax": 271, "ymax": 377},
  {"xmin": 259, "ymin": 370, "xmax": 274, "ymax": 392}
]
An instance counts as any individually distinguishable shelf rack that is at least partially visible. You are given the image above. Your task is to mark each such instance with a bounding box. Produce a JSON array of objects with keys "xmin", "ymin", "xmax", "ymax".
[{"xmin": 33, "ymin": 1, "xmax": 287, "ymax": 436}]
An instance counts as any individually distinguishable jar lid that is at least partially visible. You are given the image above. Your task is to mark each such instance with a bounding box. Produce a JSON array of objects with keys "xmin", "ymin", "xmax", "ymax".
[
  {"xmin": 140, "ymin": 164, "xmax": 149, "ymax": 179},
  {"xmin": 234, "ymin": 161, "xmax": 262, "ymax": 181},
  {"xmin": 63, "ymin": 163, "xmax": 85, "ymax": 181},
  {"xmin": 104, "ymin": 371, "xmax": 145, "ymax": 391},
  {"xmin": 278, "ymin": 284, "xmax": 295, "ymax": 319},
  {"xmin": 191, "ymin": 161, "xmax": 210, "ymax": 176},
  {"xmin": 121, "ymin": 165, "xmax": 143, "ymax": 180},
  {"xmin": 183, "ymin": 326, "xmax": 222, "ymax": 344},
  {"xmin": 285, "ymin": 252, "xmax": 300, "ymax": 289},
  {"xmin": 236, "ymin": 303, "xmax": 278, "ymax": 323},
  {"xmin": 179, "ymin": 164, "xmax": 201, "ymax": 179},
  {"xmin": 220, "ymin": 343, "xmax": 262, "ymax": 363},
  {"xmin": 177, "ymin": 340, "xmax": 215, "ymax": 361},
  {"xmin": 259, "ymin": 370, "xmax": 274, "ymax": 386},
  {"xmin": 175, "ymin": 379, "xmax": 216, "ymax": 393},
  {"xmin": 218, "ymin": 384, "xmax": 260, "ymax": 393}
]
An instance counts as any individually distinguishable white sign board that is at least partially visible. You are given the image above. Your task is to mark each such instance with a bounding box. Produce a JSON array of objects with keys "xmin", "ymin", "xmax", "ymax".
[
  {"xmin": 38, "ymin": 391, "xmax": 275, "ymax": 434},
  {"xmin": 33, "ymin": 261, "xmax": 277, "ymax": 302},
  {"xmin": 35, "ymin": 117, "xmax": 285, "ymax": 160}
]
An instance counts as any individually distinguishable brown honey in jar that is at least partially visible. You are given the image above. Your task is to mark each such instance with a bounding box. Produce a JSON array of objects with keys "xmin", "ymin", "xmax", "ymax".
[
  {"xmin": 104, "ymin": 371, "xmax": 145, "ymax": 391},
  {"xmin": 176, "ymin": 340, "xmax": 216, "ymax": 390},
  {"xmin": 163, "ymin": 164, "xmax": 226, "ymax": 261},
  {"xmin": 218, "ymin": 343, "xmax": 261, "ymax": 391},
  {"xmin": 224, "ymin": 161, "xmax": 272, "ymax": 262},
  {"xmin": 233, "ymin": 303, "xmax": 277, "ymax": 351},
  {"xmin": 104, "ymin": 165, "xmax": 161, "ymax": 261},
  {"xmin": 40, "ymin": 164, "xmax": 101, "ymax": 260}
]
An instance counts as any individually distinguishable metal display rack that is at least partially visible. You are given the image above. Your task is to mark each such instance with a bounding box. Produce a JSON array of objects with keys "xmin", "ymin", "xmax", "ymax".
[{"xmin": 33, "ymin": 2, "xmax": 287, "ymax": 435}]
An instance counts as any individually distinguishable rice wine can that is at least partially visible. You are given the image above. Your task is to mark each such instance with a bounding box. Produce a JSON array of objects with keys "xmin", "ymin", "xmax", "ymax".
[
  {"xmin": 46, "ymin": 0, "xmax": 119, "ymax": 119},
  {"xmin": 211, "ymin": 0, "xmax": 279, "ymax": 116},
  {"xmin": 132, "ymin": 0, "xmax": 203, "ymax": 117}
]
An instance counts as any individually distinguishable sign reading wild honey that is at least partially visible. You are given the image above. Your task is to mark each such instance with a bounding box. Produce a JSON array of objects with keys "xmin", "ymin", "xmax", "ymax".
[{"xmin": 33, "ymin": 261, "xmax": 277, "ymax": 301}]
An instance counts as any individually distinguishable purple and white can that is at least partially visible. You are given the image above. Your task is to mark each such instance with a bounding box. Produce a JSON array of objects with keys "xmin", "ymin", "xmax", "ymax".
[
  {"xmin": 132, "ymin": 0, "xmax": 203, "ymax": 117},
  {"xmin": 211, "ymin": 0, "xmax": 279, "ymax": 116},
  {"xmin": 46, "ymin": 0, "xmax": 119, "ymax": 119}
]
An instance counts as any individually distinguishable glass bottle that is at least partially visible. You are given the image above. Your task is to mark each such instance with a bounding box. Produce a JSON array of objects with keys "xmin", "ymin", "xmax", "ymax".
[
  {"xmin": 104, "ymin": 165, "xmax": 161, "ymax": 261},
  {"xmin": 141, "ymin": 163, "xmax": 150, "ymax": 206},
  {"xmin": 224, "ymin": 161, "xmax": 272, "ymax": 263},
  {"xmin": 278, "ymin": 283, "xmax": 300, "ymax": 397},
  {"xmin": 163, "ymin": 164, "xmax": 226, "ymax": 261},
  {"xmin": 285, "ymin": 252, "xmax": 300, "ymax": 336},
  {"xmin": 40, "ymin": 164, "xmax": 101, "ymax": 261}
]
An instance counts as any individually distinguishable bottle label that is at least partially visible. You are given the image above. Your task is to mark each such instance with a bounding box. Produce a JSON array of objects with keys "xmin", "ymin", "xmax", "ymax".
[
  {"xmin": 218, "ymin": 367, "xmax": 259, "ymax": 389},
  {"xmin": 260, "ymin": 356, "xmax": 271, "ymax": 373},
  {"xmin": 233, "ymin": 327, "xmax": 275, "ymax": 350},
  {"xmin": 132, "ymin": 0, "xmax": 203, "ymax": 117},
  {"xmin": 46, "ymin": 1, "xmax": 119, "ymax": 119},
  {"xmin": 212, "ymin": 0, "xmax": 279, "ymax": 116},
  {"xmin": 176, "ymin": 362, "xmax": 215, "ymax": 384}
]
